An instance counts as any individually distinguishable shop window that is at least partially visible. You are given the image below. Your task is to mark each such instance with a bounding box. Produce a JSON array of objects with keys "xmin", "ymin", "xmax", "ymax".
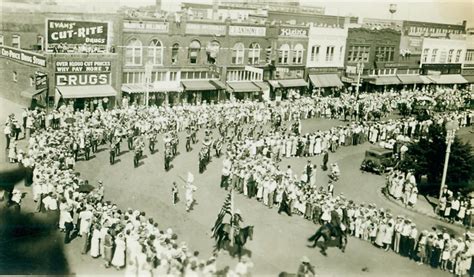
[
  {"xmin": 248, "ymin": 42, "xmax": 260, "ymax": 65},
  {"xmin": 347, "ymin": 45, "xmax": 369, "ymax": 62},
  {"xmin": 171, "ymin": 43, "xmax": 179, "ymax": 65},
  {"xmin": 13, "ymin": 71, "xmax": 17, "ymax": 82},
  {"xmin": 188, "ymin": 40, "xmax": 201, "ymax": 64},
  {"xmin": 310, "ymin": 45, "xmax": 319, "ymax": 62},
  {"xmin": 0, "ymin": 35, "xmax": 4, "ymax": 46},
  {"xmin": 148, "ymin": 39, "xmax": 163, "ymax": 65},
  {"xmin": 447, "ymin": 49, "xmax": 454, "ymax": 63},
  {"xmin": 206, "ymin": 40, "xmax": 220, "ymax": 64},
  {"xmin": 170, "ymin": 72, "xmax": 178, "ymax": 81},
  {"xmin": 375, "ymin": 46, "xmax": 395, "ymax": 62},
  {"xmin": 12, "ymin": 35, "xmax": 20, "ymax": 48},
  {"xmin": 278, "ymin": 44, "xmax": 290, "ymax": 64},
  {"xmin": 455, "ymin": 49, "xmax": 462, "ymax": 63},
  {"xmin": 466, "ymin": 50, "xmax": 474, "ymax": 62},
  {"xmin": 29, "ymin": 76, "xmax": 34, "ymax": 87},
  {"xmin": 125, "ymin": 38, "xmax": 143, "ymax": 66},
  {"xmin": 293, "ymin": 44, "xmax": 304, "ymax": 64},
  {"xmin": 339, "ymin": 46, "xmax": 343, "ymax": 61},
  {"xmin": 232, "ymin": 42, "xmax": 244, "ymax": 64},
  {"xmin": 325, "ymin": 46, "xmax": 335, "ymax": 62}
]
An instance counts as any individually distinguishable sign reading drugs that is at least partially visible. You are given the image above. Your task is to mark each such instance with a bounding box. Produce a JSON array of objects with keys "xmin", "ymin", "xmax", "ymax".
[
  {"xmin": 56, "ymin": 73, "xmax": 110, "ymax": 86},
  {"xmin": 47, "ymin": 19, "xmax": 108, "ymax": 48},
  {"xmin": 55, "ymin": 60, "xmax": 111, "ymax": 86}
]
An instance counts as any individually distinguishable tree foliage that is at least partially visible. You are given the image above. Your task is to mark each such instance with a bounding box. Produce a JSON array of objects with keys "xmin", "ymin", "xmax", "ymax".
[{"xmin": 400, "ymin": 123, "xmax": 474, "ymax": 194}]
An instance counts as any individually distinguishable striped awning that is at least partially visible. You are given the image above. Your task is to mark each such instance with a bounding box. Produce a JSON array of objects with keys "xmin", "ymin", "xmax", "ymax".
[
  {"xmin": 419, "ymin": 75, "xmax": 433, "ymax": 84},
  {"xmin": 122, "ymin": 84, "xmax": 148, "ymax": 94},
  {"xmin": 309, "ymin": 74, "xmax": 344, "ymax": 88},
  {"xmin": 253, "ymin": 81, "xmax": 270, "ymax": 91}
]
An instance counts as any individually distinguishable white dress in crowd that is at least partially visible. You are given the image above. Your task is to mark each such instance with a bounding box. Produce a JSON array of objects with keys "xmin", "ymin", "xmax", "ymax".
[
  {"xmin": 308, "ymin": 136, "xmax": 315, "ymax": 155},
  {"xmin": 90, "ymin": 227, "xmax": 102, "ymax": 258},
  {"xmin": 111, "ymin": 236, "xmax": 126, "ymax": 268},
  {"xmin": 285, "ymin": 139, "xmax": 292, "ymax": 158},
  {"xmin": 314, "ymin": 137, "xmax": 322, "ymax": 155}
]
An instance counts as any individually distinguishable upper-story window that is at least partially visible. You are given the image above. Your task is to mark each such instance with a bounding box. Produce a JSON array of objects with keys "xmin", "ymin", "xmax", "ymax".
[
  {"xmin": 325, "ymin": 46, "xmax": 335, "ymax": 62},
  {"xmin": 232, "ymin": 42, "xmax": 245, "ymax": 64},
  {"xmin": 0, "ymin": 35, "xmax": 3, "ymax": 46},
  {"xmin": 278, "ymin": 44, "xmax": 290, "ymax": 64},
  {"xmin": 375, "ymin": 46, "xmax": 395, "ymax": 62},
  {"xmin": 206, "ymin": 40, "xmax": 220, "ymax": 64},
  {"xmin": 347, "ymin": 45, "xmax": 370, "ymax": 62},
  {"xmin": 248, "ymin": 42, "xmax": 260, "ymax": 65},
  {"xmin": 466, "ymin": 50, "xmax": 474, "ymax": 62},
  {"xmin": 13, "ymin": 71, "xmax": 18, "ymax": 82},
  {"xmin": 455, "ymin": 49, "xmax": 462, "ymax": 63},
  {"xmin": 171, "ymin": 43, "xmax": 179, "ymax": 65},
  {"xmin": 148, "ymin": 39, "xmax": 163, "ymax": 65},
  {"xmin": 12, "ymin": 35, "xmax": 20, "ymax": 48},
  {"xmin": 422, "ymin": 48, "xmax": 429, "ymax": 63},
  {"xmin": 310, "ymin": 45, "xmax": 320, "ymax": 62},
  {"xmin": 293, "ymin": 44, "xmax": 304, "ymax": 64},
  {"xmin": 438, "ymin": 50, "xmax": 447, "ymax": 63},
  {"xmin": 36, "ymin": 35, "xmax": 44, "ymax": 51},
  {"xmin": 125, "ymin": 38, "xmax": 143, "ymax": 66},
  {"xmin": 430, "ymin": 49, "xmax": 438, "ymax": 63},
  {"xmin": 447, "ymin": 49, "xmax": 454, "ymax": 63},
  {"xmin": 188, "ymin": 40, "xmax": 201, "ymax": 64}
]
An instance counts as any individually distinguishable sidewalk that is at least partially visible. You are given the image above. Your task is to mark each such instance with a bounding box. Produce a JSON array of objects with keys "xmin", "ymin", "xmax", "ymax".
[{"xmin": 0, "ymin": 97, "xmax": 27, "ymax": 161}]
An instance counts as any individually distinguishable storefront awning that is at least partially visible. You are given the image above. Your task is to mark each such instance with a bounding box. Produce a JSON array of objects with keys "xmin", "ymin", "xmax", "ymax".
[
  {"xmin": 181, "ymin": 80, "xmax": 218, "ymax": 91},
  {"xmin": 20, "ymin": 88, "xmax": 45, "ymax": 99},
  {"xmin": 309, "ymin": 74, "xmax": 343, "ymax": 88},
  {"xmin": 268, "ymin": 80, "xmax": 281, "ymax": 88},
  {"xmin": 427, "ymin": 74, "xmax": 468, "ymax": 84},
  {"xmin": 210, "ymin": 80, "xmax": 226, "ymax": 90},
  {"xmin": 253, "ymin": 81, "xmax": 270, "ymax": 91},
  {"xmin": 278, "ymin": 79, "xmax": 308, "ymax": 88},
  {"xmin": 463, "ymin": 75, "xmax": 474, "ymax": 83},
  {"xmin": 57, "ymin": 85, "xmax": 117, "ymax": 99},
  {"xmin": 369, "ymin": 76, "xmax": 401, "ymax": 85},
  {"xmin": 152, "ymin": 81, "xmax": 182, "ymax": 92},
  {"xmin": 227, "ymin": 81, "xmax": 261, "ymax": 93},
  {"xmin": 419, "ymin": 75, "xmax": 433, "ymax": 84},
  {"xmin": 397, "ymin": 75, "xmax": 425, "ymax": 84},
  {"xmin": 122, "ymin": 84, "xmax": 148, "ymax": 94}
]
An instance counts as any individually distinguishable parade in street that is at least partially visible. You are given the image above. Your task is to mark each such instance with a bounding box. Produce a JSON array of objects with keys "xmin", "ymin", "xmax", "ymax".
[{"xmin": 1, "ymin": 0, "xmax": 474, "ymax": 276}]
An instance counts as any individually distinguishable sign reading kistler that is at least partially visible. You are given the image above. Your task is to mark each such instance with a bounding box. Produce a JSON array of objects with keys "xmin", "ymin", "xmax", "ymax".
[{"xmin": 46, "ymin": 19, "xmax": 109, "ymax": 51}]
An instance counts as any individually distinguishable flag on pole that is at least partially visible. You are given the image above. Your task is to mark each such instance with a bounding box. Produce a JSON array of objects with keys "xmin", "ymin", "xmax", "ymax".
[{"xmin": 211, "ymin": 189, "xmax": 232, "ymax": 238}]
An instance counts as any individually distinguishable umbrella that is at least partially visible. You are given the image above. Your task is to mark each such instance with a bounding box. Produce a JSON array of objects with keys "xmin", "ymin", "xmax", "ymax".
[
  {"xmin": 65, "ymin": 117, "xmax": 76, "ymax": 124},
  {"xmin": 77, "ymin": 183, "xmax": 94, "ymax": 193}
]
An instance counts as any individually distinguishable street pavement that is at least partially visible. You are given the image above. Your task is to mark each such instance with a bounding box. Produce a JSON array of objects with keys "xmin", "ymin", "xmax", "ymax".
[{"xmin": 61, "ymin": 117, "xmax": 464, "ymax": 276}]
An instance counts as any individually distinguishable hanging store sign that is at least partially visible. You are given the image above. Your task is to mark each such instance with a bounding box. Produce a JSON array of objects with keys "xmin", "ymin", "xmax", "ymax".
[
  {"xmin": 55, "ymin": 61, "xmax": 111, "ymax": 86},
  {"xmin": 279, "ymin": 27, "xmax": 308, "ymax": 37},
  {"xmin": 123, "ymin": 21, "xmax": 169, "ymax": 33},
  {"xmin": 0, "ymin": 46, "xmax": 47, "ymax": 67},
  {"xmin": 229, "ymin": 26, "xmax": 266, "ymax": 37},
  {"xmin": 46, "ymin": 19, "xmax": 109, "ymax": 50},
  {"xmin": 185, "ymin": 23, "xmax": 226, "ymax": 36}
]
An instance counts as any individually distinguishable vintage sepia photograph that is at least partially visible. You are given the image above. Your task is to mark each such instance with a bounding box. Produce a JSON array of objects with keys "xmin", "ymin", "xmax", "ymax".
[{"xmin": 0, "ymin": 0, "xmax": 473, "ymax": 276}]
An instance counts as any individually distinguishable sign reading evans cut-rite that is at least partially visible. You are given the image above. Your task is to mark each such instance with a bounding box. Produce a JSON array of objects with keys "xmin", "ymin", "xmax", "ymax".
[
  {"xmin": 47, "ymin": 19, "xmax": 108, "ymax": 47},
  {"xmin": 279, "ymin": 27, "xmax": 308, "ymax": 37}
]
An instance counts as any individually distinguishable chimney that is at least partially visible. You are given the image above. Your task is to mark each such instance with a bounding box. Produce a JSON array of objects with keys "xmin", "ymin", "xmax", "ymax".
[{"xmin": 156, "ymin": 0, "xmax": 162, "ymax": 12}]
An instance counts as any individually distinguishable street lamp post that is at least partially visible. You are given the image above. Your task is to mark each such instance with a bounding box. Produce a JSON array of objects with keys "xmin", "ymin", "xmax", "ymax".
[
  {"xmin": 355, "ymin": 61, "xmax": 364, "ymax": 99},
  {"xmin": 438, "ymin": 121, "xmax": 458, "ymax": 205}
]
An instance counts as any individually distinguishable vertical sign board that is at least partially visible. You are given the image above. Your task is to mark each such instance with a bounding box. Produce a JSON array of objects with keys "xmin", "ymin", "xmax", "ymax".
[{"xmin": 46, "ymin": 19, "xmax": 109, "ymax": 52}]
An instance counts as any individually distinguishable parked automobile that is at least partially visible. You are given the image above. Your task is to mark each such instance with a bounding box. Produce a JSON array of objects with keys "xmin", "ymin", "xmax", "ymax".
[{"xmin": 360, "ymin": 147, "xmax": 397, "ymax": 174}]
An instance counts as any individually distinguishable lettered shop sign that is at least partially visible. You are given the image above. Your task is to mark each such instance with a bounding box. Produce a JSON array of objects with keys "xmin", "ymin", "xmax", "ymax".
[
  {"xmin": 55, "ymin": 61, "xmax": 111, "ymax": 86},
  {"xmin": 46, "ymin": 19, "xmax": 109, "ymax": 50}
]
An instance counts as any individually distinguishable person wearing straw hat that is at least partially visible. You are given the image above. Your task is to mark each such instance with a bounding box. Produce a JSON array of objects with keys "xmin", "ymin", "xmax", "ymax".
[{"xmin": 297, "ymin": 256, "xmax": 315, "ymax": 277}]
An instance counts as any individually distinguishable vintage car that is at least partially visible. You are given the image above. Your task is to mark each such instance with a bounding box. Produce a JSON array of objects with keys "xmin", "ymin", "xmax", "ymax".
[{"xmin": 360, "ymin": 147, "xmax": 397, "ymax": 174}]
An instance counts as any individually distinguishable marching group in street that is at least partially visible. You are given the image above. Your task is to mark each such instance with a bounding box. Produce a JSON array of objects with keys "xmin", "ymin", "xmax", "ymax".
[{"xmin": 2, "ymin": 86, "xmax": 474, "ymax": 276}]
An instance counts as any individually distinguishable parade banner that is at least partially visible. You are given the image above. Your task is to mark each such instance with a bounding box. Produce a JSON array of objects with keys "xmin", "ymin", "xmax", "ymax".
[
  {"xmin": 0, "ymin": 45, "xmax": 47, "ymax": 67},
  {"xmin": 46, "ymin": 19, "xmax": 109, "ymax": 50}
]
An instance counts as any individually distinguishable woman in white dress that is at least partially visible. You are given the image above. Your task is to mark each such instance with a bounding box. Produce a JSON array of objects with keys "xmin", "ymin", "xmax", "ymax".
[
  {"xmin": 308, "ymin": 135, "xmax": 315, "ymax": 156},
  {"xmin": 111, "ymin": 233, "xmax": 126, "ymax": 269},
  {"xmin": 90, "ymin": 224, "xmax": 102, "ymax": 258},
  {"xmin": 291, "ymin": 137, "xmax": 297, "ymax": 157},
  {"xmin": 285, "ymin": 137, "xmax": 292, "ymax": 158},
  {"xmin": 314, "ymin": 136, "xmax": 322, "ymax": 155}
]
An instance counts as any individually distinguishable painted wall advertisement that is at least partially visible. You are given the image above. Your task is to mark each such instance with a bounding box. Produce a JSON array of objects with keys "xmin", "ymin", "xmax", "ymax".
[
  {"xmin": 46, "ymin": 19, "xmax": 109, "ymax": 50},
  {"xmin": 55, "ymin": 61, "xmax": 111, "ymax": 86},
  {"xmin": 123, "ymin": 21, "xmax": 169, "ymax": 33},
  {"xmin": 0, "ymin": 46, "xmax": 47, "ymax": 67},
  {"xmin": 229, "ymin": 26, "xmax": 266, "ymax": 37},
  {"xmin": 185, "ymin": 23, "xmax": 226, "ymax": 36}
]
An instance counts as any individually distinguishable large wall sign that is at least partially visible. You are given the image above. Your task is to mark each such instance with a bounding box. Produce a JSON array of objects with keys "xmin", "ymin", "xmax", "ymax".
[
  {"xmin": 0, "ymin": 46, "xmax": 47, "ymax": 67},
  {"xmin": 123, "ymin": 21, "xmax": 169, "ymax": 33},
  {"xmin": 185, "ymin": 23, "xmax": 226, "ymax": 36},
  {"xmin": 55, "ymin": 61, "xmax": 111, "ymax": 86},
  {"xmin": 46, "ymin": 19, "xmax": 109, "ymax": 50},
  {"xmin": 279, "ymin": 27, "xmax": 308, "ymax": 37},
  {"xmin": 229, "ymin": 26, "xmax": 266, "ymax": 37}
]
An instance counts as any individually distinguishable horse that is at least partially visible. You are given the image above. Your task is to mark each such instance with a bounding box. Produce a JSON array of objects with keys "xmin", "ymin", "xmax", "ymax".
[
  {"xmin": 307, "ymin": 224, "xmax": 347, "ymax": 256},
  {"xmin": 213, "ymin": 224, "xmax": 254, "ymax": 260}
]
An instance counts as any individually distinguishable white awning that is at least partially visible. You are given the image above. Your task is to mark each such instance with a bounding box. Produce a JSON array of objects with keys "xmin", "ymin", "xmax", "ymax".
[{"xmin": 57, "ymin": 85, "xmax": 117, "ymax": 99}]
